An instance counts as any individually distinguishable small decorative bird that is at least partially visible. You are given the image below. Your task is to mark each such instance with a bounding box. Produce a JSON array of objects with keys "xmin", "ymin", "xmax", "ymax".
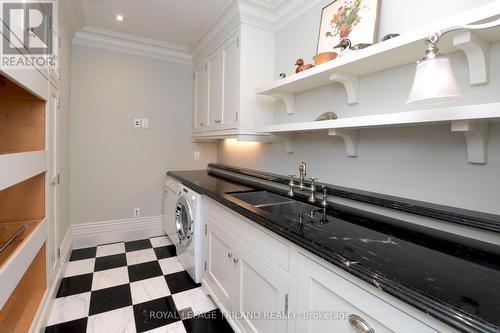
[
  {"xmin": 295, "ymin": 59, "xmax": 314, "ymax": 73},
  {"xmin": 333, "ymin": 39, "xmax": 372, "ymax": 53}
]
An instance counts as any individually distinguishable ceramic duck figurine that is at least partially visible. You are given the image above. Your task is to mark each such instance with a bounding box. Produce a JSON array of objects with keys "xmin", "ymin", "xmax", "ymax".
[
  {"xmin": 295, "ymin": 59, "xmax": 314, "ymax": 73},
  {"xmin": 334, "ymin": 39, "xmax": 372, "ymax": 55}
]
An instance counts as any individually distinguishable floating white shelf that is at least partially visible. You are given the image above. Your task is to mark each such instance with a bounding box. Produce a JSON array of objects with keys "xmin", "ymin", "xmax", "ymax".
[
  {"xmin": 259, "ymin": 103, "xmax": 500, "ymax": 164},
  {"xmin": 0, "ymin": 151, "xmax": 48, "ymax": 191},
  {"xmin": 256, "ymin": 4, "xmax": 500, "ymax": 113}
]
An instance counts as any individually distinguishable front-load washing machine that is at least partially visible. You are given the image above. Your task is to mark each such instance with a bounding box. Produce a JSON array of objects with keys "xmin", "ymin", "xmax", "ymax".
[{"xmin": 164, "ymin": 177, "xmax": 204, "ymax": 283}]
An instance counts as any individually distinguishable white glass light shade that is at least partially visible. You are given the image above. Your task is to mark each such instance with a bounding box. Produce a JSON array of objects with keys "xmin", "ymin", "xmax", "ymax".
[{"xmin": 407, "ymin": 56, "xmax": 462, "ymax": 106}]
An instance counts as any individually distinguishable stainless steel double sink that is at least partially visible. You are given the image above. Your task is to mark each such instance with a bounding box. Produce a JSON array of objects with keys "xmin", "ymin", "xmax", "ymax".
[{"xmin": 229, "ymin": 190, "xmax": 323, "ymax": 223}]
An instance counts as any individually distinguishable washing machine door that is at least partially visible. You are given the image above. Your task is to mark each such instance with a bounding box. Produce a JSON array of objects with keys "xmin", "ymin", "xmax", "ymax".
[{"xmin": 175, "ymin": 196, "xmax": 193, "ymax": 247}]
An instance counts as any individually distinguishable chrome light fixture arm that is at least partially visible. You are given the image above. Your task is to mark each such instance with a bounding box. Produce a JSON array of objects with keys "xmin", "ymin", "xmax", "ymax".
[{"xmin": 425, "ymin": 18, "xmax": 500, "ymax": 58}]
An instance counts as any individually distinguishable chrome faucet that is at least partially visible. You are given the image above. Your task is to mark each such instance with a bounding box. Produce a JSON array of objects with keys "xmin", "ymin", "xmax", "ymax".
[
  {"xmin": 298, "ymin": 161, "xmax": 307, "ymax": 190},
  {"xmin": 288, "ymin": 162, "xmax": 318, "ymax": 203}
]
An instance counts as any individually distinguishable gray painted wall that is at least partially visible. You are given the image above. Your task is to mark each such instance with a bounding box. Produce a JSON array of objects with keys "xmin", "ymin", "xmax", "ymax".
[
  {"xmin": 70, "ymin": 46, "xmax": 217, "ymax": 225},
  {"xmin": 218, "ymin": 0, "xmax": 500, "ymax": 215}
]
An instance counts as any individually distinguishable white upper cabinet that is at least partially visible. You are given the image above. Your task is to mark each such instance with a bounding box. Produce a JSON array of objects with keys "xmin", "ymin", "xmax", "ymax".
[
  {"xmin": 193, "ymin": 63, "xmax": 208, "ymax": 133},
  {"xmin": 206, "ymin": 48, "xmax": 223, "ymax": 130},
  {"xmin": 219, "ymin": 34, "xmax": 239, "ymax": 131},
  {"xmin": 192, "ymin": 24, "xmax": 274, "ymax": 141}
]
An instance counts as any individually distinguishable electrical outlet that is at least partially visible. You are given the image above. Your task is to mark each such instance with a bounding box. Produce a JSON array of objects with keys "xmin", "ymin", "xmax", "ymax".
[
  {"xmin": 194, "ymin": 151, "xmax": 200, "ymax": 161},
  {"xmin": 141, "ymin": 119, "xmax": 149, "ymax": 129},
  {"xmin": 134, "ymin": 208, "xmax": 141, "ymax": 217},
  {"xmin": 133, "ymin": 118, "xmax": 141, "ymax": 128}
]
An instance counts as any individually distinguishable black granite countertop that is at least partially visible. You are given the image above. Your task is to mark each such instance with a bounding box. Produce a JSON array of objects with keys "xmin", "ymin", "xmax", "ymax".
[{"xmin": 167, "ymin": 168, "xmax": 500, "ymax": 333}]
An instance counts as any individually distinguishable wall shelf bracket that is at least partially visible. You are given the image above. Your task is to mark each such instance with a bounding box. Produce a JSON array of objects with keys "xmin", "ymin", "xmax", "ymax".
[
  {"xmin": 329, "ymin": 73, "xmax": 359, "ymax": 104},
  {"xmin": 453, "ymin": 31, "xmax": 490, "ymax": 85},
  {"xmin": 451, "ymin": 120, "xmax": 488, "ymax": 164},
  {"xmin": 269, "ymin": 92, "xmax": 295, "ymax": 114},
  {"xmin": 328, "ymin": 128, "xmax": 359, "ymax": 157}
]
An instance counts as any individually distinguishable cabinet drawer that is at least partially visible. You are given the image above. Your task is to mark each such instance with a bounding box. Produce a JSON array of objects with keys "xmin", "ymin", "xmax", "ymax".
[
  {"xmin": 295, "ymin": 253, "xmax": 439, "ymax": 333},
  {"xmin": 204, "ymin": 199, "xmax": 290, "ymax": 272}
]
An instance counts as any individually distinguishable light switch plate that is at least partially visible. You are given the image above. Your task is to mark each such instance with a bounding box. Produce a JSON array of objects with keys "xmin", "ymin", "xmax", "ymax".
[
  {"xmin": 194, "ymin": 151, "xmax": 200, "ymax": 161},
  {"xmin": 133, "ymin": 118, "xmax": 141, "ymax": 128},
  {"xmin": 141, "ymin": 119, "xmax": 149, "ymax": 129}
]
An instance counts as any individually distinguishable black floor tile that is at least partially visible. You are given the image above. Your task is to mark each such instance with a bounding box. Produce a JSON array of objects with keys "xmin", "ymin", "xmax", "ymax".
[
  {"xmin": 89, "ymin": 284, "xmax": 132, "ymax": 315},
  {"xmin": 128, "ymin": 260, "xmax": 163, "ymax": 282},
  {"xmin": 133, "ymin": 296, "xmax": 180, "ymax": 332},
  {"xmin": 44, "ymin": 317, "xmax": 88, "ymax": 333},
  {"xmin": 125, "ymin": 239, "xmax": 152, "ymax": 252},
  {"xmin": 164, "ymin": 271, "xmax": 200, "ymax": 294},
  {"xmin": 94, "ymin": 253, "xmax": 127, "ymax": 272},
  {"xmin": 70, "ymin": 247, "xmax": 97, "ymax": 261},
  {"xmin": 154, "ymin": 245, "xmax": 176, "ymax": 259},
  {"xmin": 183, "ymin": 310, "xmax": 233, "ymax": 333},
  {"xmin": 56, "ymin": 274, "xmax": 93, "ymax": 298}
]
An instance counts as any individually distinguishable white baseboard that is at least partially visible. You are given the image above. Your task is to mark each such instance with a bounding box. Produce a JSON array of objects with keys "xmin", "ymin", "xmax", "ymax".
[
  {"xmin": 72, "ymin": 215, "xmax": 165, "ymax": 249},
  {"xmin": 59, "ymin": 228, "xmax": 73, "ymax": 263}
]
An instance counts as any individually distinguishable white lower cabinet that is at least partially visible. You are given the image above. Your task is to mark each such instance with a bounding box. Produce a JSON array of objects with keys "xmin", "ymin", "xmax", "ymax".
[
  {"xmin": 202, "ymin": 198, "xmax": 451, "ymax": 333},
  {"xmin": 234, "ymin": 240, "xmax": 288, "ymax": 333},
  {"xmin": 203, "ymin": 199, "xmax": 289, "ymax": 333},
  {"xmin": 204, "ymin": 221, "xmax": 235, "ymax": 313}
]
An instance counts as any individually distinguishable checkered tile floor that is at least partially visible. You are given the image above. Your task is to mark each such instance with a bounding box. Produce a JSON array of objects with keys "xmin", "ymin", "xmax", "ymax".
[{"xmin": 45, "ymin": 236, "xmax": 234, "ymax": 333}]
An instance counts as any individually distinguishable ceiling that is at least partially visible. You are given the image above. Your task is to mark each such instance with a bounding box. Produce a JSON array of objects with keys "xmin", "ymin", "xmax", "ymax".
[{"xmin": 78, "ymin": 0, "xmax": 233, "ymax": 46}]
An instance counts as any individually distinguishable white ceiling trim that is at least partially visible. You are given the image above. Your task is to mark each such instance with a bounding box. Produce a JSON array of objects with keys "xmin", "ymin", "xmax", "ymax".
[
  {"xmin": 60, "ymin": 0, "xmax": 84, "ymax": 38},
  {"xmin": 239, "ymin": 0, "xmax": 325, "ymax": 31},
  {"xmin": 73, "ymin": 26, "xmax": 193, "ymax": 65}
]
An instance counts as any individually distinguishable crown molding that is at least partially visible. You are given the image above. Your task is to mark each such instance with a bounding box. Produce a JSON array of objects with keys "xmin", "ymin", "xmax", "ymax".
[
  {"xmin": 73, "ymin": 26, "xmax": 193, "ymax": 65},
  {"xmin": 189, "ymin": 1, "xmax": 241, "ymax": 64},
  {"xmin": 239, "ymin": 0, "xmax": 324, "ymax": 31},
  {"xmin": 60, "ymin": 0, "xmax": 84, "ymax": 38}
]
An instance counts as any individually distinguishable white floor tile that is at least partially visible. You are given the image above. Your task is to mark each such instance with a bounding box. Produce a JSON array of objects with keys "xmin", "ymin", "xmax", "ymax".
[
  {"xmin": 158, "ymin": 257, "xmax": 184, "ymax": 276},
  {"xmin": 47, "ymin": 292, "xmax": 91, "ymax": 326},
  {"xmin": 96, "ymin": 242, "xmax": 125, "ymax": 257},
  {"xmin": 92, "ymin": 266, "xmax": 129, "ymax": 291},
  {"xmin": 130, "ymin": 276, "xmax": 171, "ymax": 305},
  {"xmin": 63, "ymin": 258, "xmax": 95, "ymax": 277},
  {"xmin": 87, "ymin": 306, "xmax": 136, "ymax": 333},
  {"xmin": 126, "ymin": 248, "xmax": 157, "ymax": 266},
  {"xmin": 150, "ymin": 236, "xmax": 172, "ymax": 248},
  {"xmin": 144, "ymin": 321, "xmax": 187, "ymax": 333},
  {"xmin": 172, "ymin": 287, "xmax": 216, "ymax": 316}
]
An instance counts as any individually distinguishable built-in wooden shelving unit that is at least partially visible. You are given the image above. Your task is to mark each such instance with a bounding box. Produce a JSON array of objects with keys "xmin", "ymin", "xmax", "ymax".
[
  {"xmin": 0, "ymin": 72, "xmax": 47, "ymax": 325},
  {"xmin": 256, "ymin": 5, "xmax": 500, "ymax": 114}
]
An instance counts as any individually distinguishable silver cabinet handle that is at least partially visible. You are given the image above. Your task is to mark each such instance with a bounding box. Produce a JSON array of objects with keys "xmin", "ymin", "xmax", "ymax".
[
  {"xmin": 348, "ymin": 314, "xmax": 375, "ymax": 333},
  {"xmin": 227, "ymin": 251, "xmax": 233, "ymax": 258},
  {"xmin": 233, "ymin": 257, "xmax": 239, "ymax": 263}
]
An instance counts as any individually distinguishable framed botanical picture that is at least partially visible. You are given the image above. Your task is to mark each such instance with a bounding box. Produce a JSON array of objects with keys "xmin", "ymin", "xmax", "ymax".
[{"xmin": 317, "ymin": 0, "xmax": 380, "ymax": 54}]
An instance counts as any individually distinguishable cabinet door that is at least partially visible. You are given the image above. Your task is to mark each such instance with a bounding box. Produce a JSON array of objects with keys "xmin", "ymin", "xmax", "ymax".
[
  {"xmin": 193, "ymin": 63, "xmax": 208, "ymax": 133},
  {"xmin": 206, "ymin": 49, "xmax": 222, "ymax": 130},
  {"xmin": 295, "ymin": 254, "xmax": 437, "ymax": 333},
  {"xmin": 219, "ymin": 34, "xmax": 239, "ymax": 130},
  {"xmin": 204, "ymin": 222, "xmax": 235, "ymax": 313},
  {"xmin": 234, "ymin": 241, "xmax": 288, "ymax": 333}
]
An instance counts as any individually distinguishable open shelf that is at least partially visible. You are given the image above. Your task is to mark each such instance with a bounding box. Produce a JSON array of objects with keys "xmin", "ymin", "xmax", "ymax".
[
  {"xmin": 0, "ymin": 151, "xmax": 47, "ymax": 191},
  {"xmin": 0, "ymin": 173, "xmax": 45, "ymax": 269},
  {"xmin": 0, "ymin": 74, "xmax": 45, "ymax": 154},
  {"xmin": 0, "ymin": 244, "xmax": 46, "ymax": 333},
  {"xmin": 256, "ymin": 4, "xmax": 500, "ymax": 113},
  {"xmin": 259, "ymin": 102, "xmax": 500, "ymax": 163}
]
